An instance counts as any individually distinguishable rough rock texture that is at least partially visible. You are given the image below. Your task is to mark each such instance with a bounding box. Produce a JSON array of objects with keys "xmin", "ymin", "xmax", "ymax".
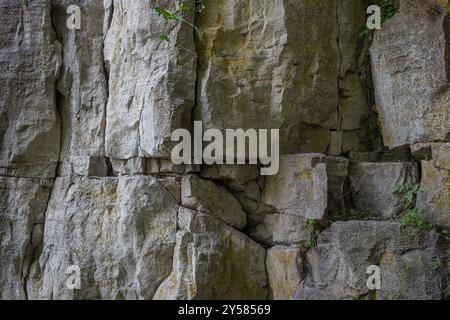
[
  {"xmin": 0, "ymin": 0, "xmax": 61, "ymax": 178},
  {"xmin": 268, "ymin": 222, "xmax": 450, "ymax": 300},
  {"xmin": 181, "ymin": 174, "xmax": 247, "ymax": 229},
  {"xmin": 266, "ymin": 246, "xmax": 304, "ymax": 300},
  {"xmin": 247, "ymin": 214, "xmax": 313, "ymax": 246},
  {"xmin": 154, "ymin": 208, "xmax": 267, "ymax": 300},
  {"xmin": 195, "ymin": 0, "xmax": 338, "ymax": 154},
  {"xmin": 348, "ymin": 162, "xmax": 419, "ymax": 218},
  {"xmin": 26, "ymin": 176, "xmax": 178, "ymax": 300},
  {"xmin": 263, "ymin": 154, "xmax": 327, "ymax": 219},
  {"xmin": 104, "ymin": 0, "xmax": 196, "ymax": 159},
  {"xmin": 1, "ymin": 0, "xmax": 450, "ymax": 301},
  {"xmin": 371, "ymin": 0, "xmax": 450, "ymax": 147},
  {"xmin": 417, "ymin": 144, "xmax": 450, "ymax": 228},
  {"xmin": 0, "ymin": 177, "xmax": 52, "ymax": 299},
  {"xmin": 326, "ymin": 156, "xmax": 350, "ymax": 214},
  {"xmin": 52, "ymin": 0, "xmax": 108, "ymax": 163}
]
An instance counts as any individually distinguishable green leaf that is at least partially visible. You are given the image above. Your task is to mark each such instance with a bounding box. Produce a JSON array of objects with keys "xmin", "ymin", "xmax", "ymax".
[
  {"xmin": 155, "ymin": 7, "xmax": 180, "ymax": 21},
  {"xmin": 159, "ymin": 35, "xmax": 171, "ymax": 42}
]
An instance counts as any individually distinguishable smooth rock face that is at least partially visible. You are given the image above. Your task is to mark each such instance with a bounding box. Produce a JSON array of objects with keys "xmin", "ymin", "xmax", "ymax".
[
  {"xmin": 371, "ymin": 1, "xmax": 450, "ymax": 147},
  {"xmin": 104, "ymin": 0, "xmax": 197, "ymax": 159},
  {"xmin": 348, "ymin": 162, "xmax": 419, "ymax": 218},
  {"xmin": 195, "ymin": 0, "xmax": 339, "ymax": 154},
  {"xmin": 417, "ymin": 159, "xmax": 450, "ymax": 228},
  {"xmin": 0, "ymin": 0, "xmax": 61, "ymax": 178},
  {"xmin": 29, "ymin": 177, "xmax": 178, "ymax": 300},
  {"xmin": 154, "ymin": 208, "xmax": 267, "ymax": 300},
  {"xmin": 263, "ymin": 154, "xmax": 327, "ymax": 219},
  {"xmin": 181, "ymin": 174, "xmax": 247, "ymax": 229},
  {"xmin": 0, "ymin": 177, "xmax": 53, "ymax": 299},
  {"xmin": 272, "ymin": 222, "xmax": 450, "ymax": 300}
]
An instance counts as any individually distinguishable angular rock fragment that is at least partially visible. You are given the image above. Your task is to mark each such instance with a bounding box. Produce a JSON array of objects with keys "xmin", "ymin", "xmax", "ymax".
[
  {"xmin": 348, "ymin": 162, "xmax": 419, "ymax": 218},
  {"xmin": 154, "ymin": 208, "xmax": 267, "ymax": 300},
  {"xmin": 263, "ymin": 154, "xmax": 327, "ymax": 219},
  {"xmin": 181, "ymin": 175, "xmax": 247, "ymax": 229}
]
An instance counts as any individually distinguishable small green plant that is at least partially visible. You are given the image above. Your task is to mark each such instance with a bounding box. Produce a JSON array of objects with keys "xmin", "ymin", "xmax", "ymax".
[
  {"xmin": 430, "ymin": 260, "xmax": 442, "ymax": 271},
  {"xmin": 400, "ymin": 208, "xmax": 434, "ymax": 232},
  {"xmin": 306, "ymin": 219, "xmax": 316, "ymax": 228},
  {"xmin": 155, "ymin": 0, "xmax": 204, "ymax": 42},
  {"xmin": 392, "ymin": 183, "xmax": 448, "ymax": 236},
  {"xmin": 308, "ymin": 230, "xmax": 320, "ymax": 249}
]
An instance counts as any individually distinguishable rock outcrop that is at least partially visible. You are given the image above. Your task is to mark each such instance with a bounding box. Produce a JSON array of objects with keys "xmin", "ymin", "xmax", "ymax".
[{"xmin": 0, "ymin": 0, "xmax": 449, "ymax": 301}]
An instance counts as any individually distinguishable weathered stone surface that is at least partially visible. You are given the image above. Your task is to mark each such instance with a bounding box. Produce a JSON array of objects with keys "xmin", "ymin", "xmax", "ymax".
[
  {"xmin": 348, "ymin": 162, "xmax": 419, "ymax": 218},
  {"xmin": 104, "ymin": 0, "xmax": 196, "ymax": 159},
  {"xmin": 326, "ymin": 156, "xmax": 349, "ymax": 214},
  {"xmin": 371, "ymin": 0, "xmax": 450, "ymax": 147},
  {"xmin": 200, "ymin": 165, "xmax": 259, "ymax": 191},
  {"xmin": 181, "ymin": 174, "xmax": 247, "ymax": 229},
  {"xmin": 110, "ymin": 157, "xmax": 145, "ymax": 176},
  {"xmin": 417, "ymin": 159, "xmax": 450, "ymax": 228},
  {"xmin": 52, "ymin": 0, "xmax": 108, "ymax": 160},
  {"xmin": 58, "ymin": 156, "xmax": 109, "ymax": 177},
  {"xmin": 277, "ymin": 222, "xmax": 450, "ymax": 300},
  {"xmin": 0, "ymin": 0, "xmax": 61, "ymax": 178},
  {"xmin": 29, "ymin": 176, "xmax": 178, "ymax": 300},
  {"xmin": 247, "ymin": 214, "xmax": 313, "ymax": 246},
  {"xmin": 266, "ymin": 246, "xmax": 304, "ymax": 300},
  {"xmin": 0, "ymin": 177, "xmax": 53, "ymax": 300},
  {"xmin": 234, "ymin": 191, "xmax": 274, "ymax": 226},
  {"xmin": 154, "ymin": 208, "xmax": 267, "ymax": 300},
  {"xmin": 195, "ymin": 0, "xmax": 339, "ymax": 154},
  {"xmin": 263, "ymin": 154, "xmax": 327, "ymax": 219}
]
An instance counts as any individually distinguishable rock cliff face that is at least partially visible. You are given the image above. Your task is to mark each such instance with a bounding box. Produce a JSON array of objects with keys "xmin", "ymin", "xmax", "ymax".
[{"xmin": 0, "ymin": 0, "xmax": 449, "ymax": 300}]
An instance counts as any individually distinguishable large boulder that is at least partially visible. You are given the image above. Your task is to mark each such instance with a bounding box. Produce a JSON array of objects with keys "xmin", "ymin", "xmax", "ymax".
[
  {"xmin": 28, "ymin": 176, "xmax": 178, "ymax": 300},
  {"xmin": 154, "ymin": 208, "xmax": 267, "ymax": 300},
  {"xmin": 370, "ymin": 0, "xmax": 450, "ymax": 147}
]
